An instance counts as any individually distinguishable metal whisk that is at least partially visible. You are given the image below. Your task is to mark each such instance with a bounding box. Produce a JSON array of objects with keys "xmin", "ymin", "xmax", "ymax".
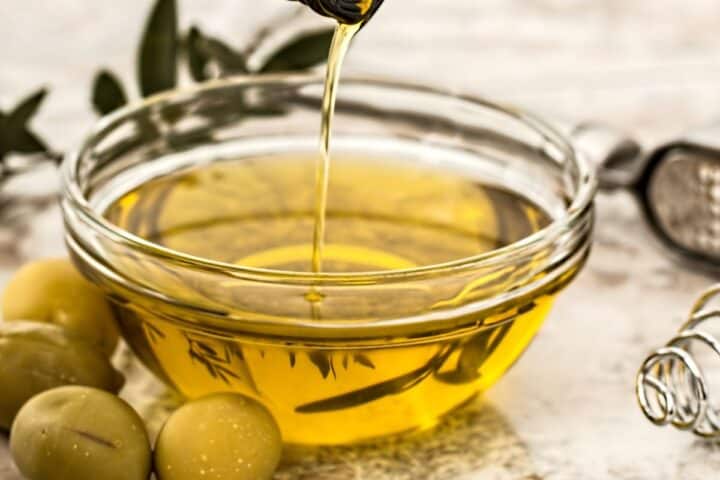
[{"xmin": 636, "ymin": 285, "xmax": 720, "ymax": 437}]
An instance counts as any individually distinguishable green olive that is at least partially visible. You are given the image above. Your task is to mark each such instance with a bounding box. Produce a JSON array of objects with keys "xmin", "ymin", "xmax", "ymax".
[
  {"xmin": 0, "ymin": 321, "xmax": 124, "ymax": 430},
  {"xmin": 2, "ymin": 258, "xmax": 120, "ymax": 356},
  {"xmin": 154, "ymin": 393, "xmax": 283, "ymax": 480},
  {"xmin": 10, "ymin": 386, "xmax": 151, "ymax": 480}
]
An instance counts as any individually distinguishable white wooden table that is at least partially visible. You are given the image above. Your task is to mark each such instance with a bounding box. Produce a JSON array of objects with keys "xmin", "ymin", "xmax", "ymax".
[{"xmin": 3, "ymin": 1, "xmax": 720, "ymax": 478}]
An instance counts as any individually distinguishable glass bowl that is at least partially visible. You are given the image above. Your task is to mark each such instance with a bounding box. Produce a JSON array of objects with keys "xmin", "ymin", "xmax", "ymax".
[{"xmin": 61, "ymin": 75, "xmax": 596, "ymax": 445}]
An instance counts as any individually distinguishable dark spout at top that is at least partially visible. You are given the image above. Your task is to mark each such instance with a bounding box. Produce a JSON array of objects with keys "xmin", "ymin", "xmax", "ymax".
[{"xmin": 291, "ymin": 0, "xmax": 384, "ymax": 25}]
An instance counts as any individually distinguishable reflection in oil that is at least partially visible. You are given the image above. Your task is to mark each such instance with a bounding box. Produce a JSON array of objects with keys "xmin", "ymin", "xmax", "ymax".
[{"xmin": 116, "ymin": 331, "xmax": 540, "ymax": 479}]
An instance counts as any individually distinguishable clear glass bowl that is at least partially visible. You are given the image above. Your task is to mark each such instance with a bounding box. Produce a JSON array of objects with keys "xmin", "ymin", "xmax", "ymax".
[{"xmin": 61, "ymin": 75, "xmax": 596, "ymax": 445}]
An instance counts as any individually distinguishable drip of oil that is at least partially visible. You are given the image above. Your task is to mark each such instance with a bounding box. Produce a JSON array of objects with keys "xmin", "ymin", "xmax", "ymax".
[
  {"xmin": 312, "ymin": 22, "xmax": 360, "ymax": 274},
  {"xmin": 307, "ymin": 22, "xmax": 361, "ymax": 316}
]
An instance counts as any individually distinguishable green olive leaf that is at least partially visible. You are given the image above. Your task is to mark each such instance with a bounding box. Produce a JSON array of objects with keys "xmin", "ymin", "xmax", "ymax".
[
  {"xmin": 92, "ymin": 70, "xmax": 128, "ymax": 115},
  {"xmin": 0, "ymin": 89, "xmax": 52, "ymax": 159},
  {"xmin": 186, "ymin": 27, "xmax": 210, "ymax": 81},
  {"xmin": 7, "ymin": 129, "xmax": 49, "ymax": 155},
  {"xmin": 260, "ymin": 29, "xmax": 334, "ymax": 73},
  {"xmin": 435, "ymin": 324, "xmax": 513, "ymax": 385},
  {"xmin": 7, "ymin": 89, "xmax": 47, "ymax": 128},
  {"xmin": 139, "ymin": 0, "xmax": 178, "ymax": 96},
  {"xmin": 353, "ymin": 354, "xmax": 376, "ymax": 369},
  {"xmin": 187, "ymin": 26, "xmax": 247, "ymax": 81},
  {"xmin": 308, "ymin": 351, "xmax": 333, "ymax": 379},
  {"xmin": 186, "ymin": 336, "xmax": 240, "ymax": 386},
  {"xmin": 0, "ymin": 111, "xmax": 8, "ymax": 159},
  {"xmin": 142, "ymin": 322, "xmax": 166, "ymax": 344},
  {"xmin": 296, "ymin": 345, "xmax": 456, "ymax": 414},
  {"xmin": 434, "ymin": 303, "xmax": 533, "ymax": 385}
]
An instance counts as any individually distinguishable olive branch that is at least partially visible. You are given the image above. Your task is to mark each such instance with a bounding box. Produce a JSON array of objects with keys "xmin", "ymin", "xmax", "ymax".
[
  {"xmin": 91, "ymin": 0, "xmax": 335, "ymax": 116},
  {"xmin": 0, "ymin": 0, "xmax": 335, "ymax": 191},
  {"xmin": 186, "ymin": 333, "xmax": 243, "ymax": 385}
]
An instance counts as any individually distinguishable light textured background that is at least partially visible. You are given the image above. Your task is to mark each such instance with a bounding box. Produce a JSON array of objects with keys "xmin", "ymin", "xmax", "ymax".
[{"xmin": 2, "ymin": 1, "xmax": 720, "ymax": 478}]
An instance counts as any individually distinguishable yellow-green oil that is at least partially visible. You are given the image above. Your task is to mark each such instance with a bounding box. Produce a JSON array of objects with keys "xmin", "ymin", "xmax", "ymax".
[{"xmin": 104, "ymin": 153, "xmax": 564, "ymax": 444}]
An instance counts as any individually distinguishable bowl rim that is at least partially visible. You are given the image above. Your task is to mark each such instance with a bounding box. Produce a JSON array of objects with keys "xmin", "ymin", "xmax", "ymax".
[{"xmin": 62, "ymin": 73, "xmax": 597, "ymax": 286}]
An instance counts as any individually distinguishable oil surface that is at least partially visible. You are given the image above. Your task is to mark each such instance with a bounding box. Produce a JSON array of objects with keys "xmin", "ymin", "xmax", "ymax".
[
  {"xmin": 106, "ymin": 155, "xmax": 550, "ymax": 272},
  {"xmin": 104, "ymin": 154, "xmax": 564, "ymax": 444}
]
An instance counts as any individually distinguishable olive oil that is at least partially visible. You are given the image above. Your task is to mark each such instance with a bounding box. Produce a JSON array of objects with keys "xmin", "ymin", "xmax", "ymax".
[
  {"xmin": 98, "ymin": 2, "xmax": 574, "ymax": 445},
  {"xmin": 313, "ymin": 22, "xmax": 360, "ymax": 275},
  {"xmin": 103, "ymin": 153, "xmax": 569, "ymax": 444},
  {"xmin": 106, "ymin": 155, "xmax": 550, "ymax": 272}
]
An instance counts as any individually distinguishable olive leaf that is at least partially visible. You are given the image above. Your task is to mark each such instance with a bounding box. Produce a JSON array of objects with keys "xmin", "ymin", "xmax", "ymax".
[
  {"xmin": 353, "ymin": 354, "xmax": 376, "ymax": 369},
  {"xmin": 186, "ymin": 27, "xmax": 210, "ymax": 81},
  {"xmin": 92, "ymin": 70, "xmax": 128, "ymax": 115},
  {"xmin": 7, "ymin": 89, "xmax": 47, "ymax": 128},
  {"xmin": 338, "ymin": 353, "xmax": 375, "ymax": 372},
  {"xmin": 260, "ymin": 29, "xmax": 335, "ymax": 72},
  {"xmin": 0, "ymin": 88, "xmax": 54, "ymax": 167},
  {"xmin": 139, "ymin": 0, "xmax": 178, "ymax": 97},
  {"xmin": 296, "ymin": 345, "xmax": 457, "ymax": 414},
  {"xmin": 435, "ymin": 303, "xmax": 534, "ymax": 385},
  {"xmin": 3, "ymin": 0, "xmax": 334, "ymax": 189},
  {"xmin": 309, "ymin": 351, "xmax": 334, "ymax": 379},
  {"xmin": 187, "ymin": 26, "xmax": 248, "ymax": 81},
  {"xmin": 186, "ymin": 335, "xmax": 241, "ymax": 385},
  {"xmin": 142, "ymin": 322, "xmax": 166, "ymax": 345},
  {"xmin": 435, "ymin": 323, "xmax": 514, "ymax": 385},
  {"xmin": 3, "ymin": 0, "xmax": 333, "ymax": 210},
  {"xmin": 4, "ymin": 128, "xmax": 48, "ymax": 156}
]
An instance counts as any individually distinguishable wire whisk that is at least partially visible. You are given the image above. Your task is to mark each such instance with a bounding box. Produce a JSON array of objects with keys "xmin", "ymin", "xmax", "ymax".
[{"xmin": 636, "ymin": 285, "xmax": 720, "ymax": 437}]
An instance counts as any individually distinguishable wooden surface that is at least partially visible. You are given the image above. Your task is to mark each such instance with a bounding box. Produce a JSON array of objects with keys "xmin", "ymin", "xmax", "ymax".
[{"xmin": 3, "ymin": 1, "xmax": 720, "ymax": 478}]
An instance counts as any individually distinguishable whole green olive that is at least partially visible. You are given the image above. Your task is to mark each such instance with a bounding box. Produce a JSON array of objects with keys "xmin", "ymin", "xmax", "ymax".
[
  {"xmin": 0, "ymin": 321, "xmax": 124, "ymax": 430},
  {"xmin": 2, "ymin": 258, "xmax": 120, "ymax": 356},
  {"xmin": 10, "ymin": 386, "xmax": 152, "ymax": 480},
  {"xmin": 154, "ymin": 393, "xmax": 283, "ymax": 480}
]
